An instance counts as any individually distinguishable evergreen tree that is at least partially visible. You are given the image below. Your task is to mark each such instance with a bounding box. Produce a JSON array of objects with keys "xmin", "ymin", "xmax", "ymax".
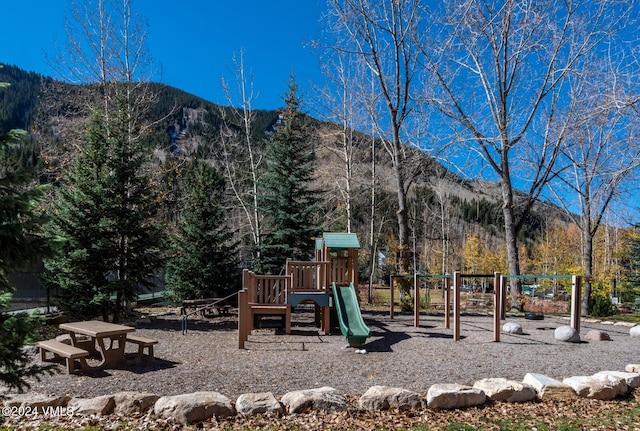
[
  {"xmin": 43, "ymin": 90, "xmax": 163, "ymax": 322},
  {"xmin": 0, "ymin": 80, "xmax": 56, "ymax": 390},
  {"xmin": 258, "ymin": 77, "xmax": 320, "ymax": 274},
  {"xmin": 166, "ymin": 160, "xmax": 239, "ymax": 300},
  {"xmin": 620, "ymin": 225, "xmax": 640, "ymax": 302}
]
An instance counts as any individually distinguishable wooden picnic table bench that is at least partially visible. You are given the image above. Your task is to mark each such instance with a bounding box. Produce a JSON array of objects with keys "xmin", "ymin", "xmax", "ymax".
[
  {"xmin": 40, "ymin": 321, "xmax": 159, "ymax": 372},
  {"xmin": 38, "ymin": 339, "xmax": 89, "ymax": 374},
  {"xmin": 59, "ymin": 321, "xmax": 135, "ymax": 369},
  {"xmin": 125, "ymin": 333, "xmax": 158, "ymax": 363}
]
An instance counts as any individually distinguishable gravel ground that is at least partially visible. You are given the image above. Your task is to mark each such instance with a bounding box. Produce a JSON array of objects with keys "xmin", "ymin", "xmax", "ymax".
[{"xmin": 24, "ymin": 307, "xmax": 640, "ymax": 400}]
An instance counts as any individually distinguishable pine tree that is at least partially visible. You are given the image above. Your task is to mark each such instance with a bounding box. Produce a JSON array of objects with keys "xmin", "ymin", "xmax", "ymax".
[
  {"xmin": 165, "ymin": 160, "xmax": 240, "ymax": 300},
  {"xmin": 258, "ymin": 77, "xmax": 320, "ymax": 274},
  {"xmin": 0, "ymin": 89, "xmax": 56, "ymax": 390},
  {"xmin": 43, "ymin": 91, "xmax": 163, "ymax": 322},
  {"xmin": 43, "ymin": 110, "xmax": 112, "ymax": 319}
]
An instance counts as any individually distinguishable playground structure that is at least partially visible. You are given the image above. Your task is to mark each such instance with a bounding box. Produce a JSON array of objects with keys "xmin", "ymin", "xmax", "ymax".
[
  {"xmin": 195, "ymin": 229, "xmax": 584, "ymax": 348},
  {"xmin": 389, "ymin": 272, "xmax": 583, "ymax": 342},
  {"xmin": 237, "ymin": 233, "xmax": 370, "ymax": 349}
]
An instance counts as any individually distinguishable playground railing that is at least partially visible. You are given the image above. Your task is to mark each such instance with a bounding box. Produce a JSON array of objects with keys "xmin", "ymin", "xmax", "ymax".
[
  {"xmin": 330, "ymin": 255, "xmax": 351, "ymax": 284},
  {"xmin": 243, "ymin": 270, "xmax": 292, "ymax": 304},
  {"xmin": 285, "ymin": 260, "xmax": 331, "ymax": 292}
]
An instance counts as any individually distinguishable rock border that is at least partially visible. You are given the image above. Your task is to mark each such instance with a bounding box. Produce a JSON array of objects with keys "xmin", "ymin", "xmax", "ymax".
[{"xmin": 3, "ymin": 364, "xmax": 639, "ymax": 425}]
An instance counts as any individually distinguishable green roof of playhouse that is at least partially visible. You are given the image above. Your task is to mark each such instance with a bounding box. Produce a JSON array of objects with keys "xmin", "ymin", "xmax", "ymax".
[{"xmin": 319, "ymin": 232, "xmax": 360, "ymax": 251}]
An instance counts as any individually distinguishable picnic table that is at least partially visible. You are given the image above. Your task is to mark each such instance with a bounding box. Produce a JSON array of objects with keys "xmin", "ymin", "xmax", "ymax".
[
  {"xmin": 466, "ymin": 297, "xmax": 493, "ymax": 308},
  {"xmin": 59, "ymin": 320, "xmax": 135, "ymax": 369},
  {"xmin": 180, "ymin": 298, "xmax": 231, "ymax": 317}
]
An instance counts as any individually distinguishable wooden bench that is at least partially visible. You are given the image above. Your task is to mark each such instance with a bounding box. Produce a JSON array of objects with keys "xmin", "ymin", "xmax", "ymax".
[
  {"xmin": 125, "ymin": 333, "xmax": 158, "ymax": 362},
  {"xmin": 38, "ymin": 339, "xmax": 89, "ymax": 374}
]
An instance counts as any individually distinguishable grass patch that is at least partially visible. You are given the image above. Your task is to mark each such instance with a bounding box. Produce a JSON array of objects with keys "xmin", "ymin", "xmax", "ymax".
[
  {"xmin": 442, "ymin": 424, "xmax": 477, "ymax": 430},
  {"xmin": 600, "ymin": 313, "xmax": 640, "ymax": 324}
]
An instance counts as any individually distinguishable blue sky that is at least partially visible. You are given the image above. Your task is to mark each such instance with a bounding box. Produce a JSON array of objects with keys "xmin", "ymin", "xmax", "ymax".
[{"xmin": 2, "ymin": 0, "xmax": 328, "ymax": 110}]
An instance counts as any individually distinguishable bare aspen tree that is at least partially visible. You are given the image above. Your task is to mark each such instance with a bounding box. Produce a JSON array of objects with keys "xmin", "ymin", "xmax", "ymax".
[
  {"xmin": 547, "ymin": 54, "xmax": 640, "ymax": 314},
  {"xmin": 367, "ymin": 69, "xmax": 381, "ymax": 303},
  {"xmin": 325, "ymin": 0, "xmax": 424, "ymax": 280},
  {"xmin": 113, "ymin": 0, "xmax": 157, "ymax": 146},
  {"xmin": 432, "ymin": 183, "xmax": 452, "ymax": 276},
  {"xmin": 421, "ymin": 0, "xmax": 636, "ymax": 308},
  {"xmin": 36, "ymin": 0, "xmax": 119, "ymax": 172},
  {"xmin": 219, "ymin": 51, "xmax": 263, "ymax": 257},
  {"xmin": 39, "ymin": 0, "xmax": 158, "ymax": 161},
  {"xmin": 52, "ymin": 0, "xmax": 154, "ymax": 113},
  {"xmin": 314, "ymin": 52, "xmax": 372, "ymax": 233}
]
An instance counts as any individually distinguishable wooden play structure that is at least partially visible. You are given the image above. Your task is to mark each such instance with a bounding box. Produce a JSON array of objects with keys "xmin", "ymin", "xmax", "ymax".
[{"xmin": 238, "ymin": 232, "xmax": 370, "ymax": 349}]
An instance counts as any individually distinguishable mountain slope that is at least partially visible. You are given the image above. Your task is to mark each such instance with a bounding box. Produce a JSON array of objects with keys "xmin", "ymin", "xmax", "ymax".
[{"xmin": 0, "ymin": 64, "xmax": 568, "ymax": 273}]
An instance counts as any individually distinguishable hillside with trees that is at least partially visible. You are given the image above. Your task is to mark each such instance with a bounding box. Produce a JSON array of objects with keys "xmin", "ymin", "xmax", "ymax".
[{"xmin": 0, "ymin": 66, "xmax": 562, "ymax": 264}]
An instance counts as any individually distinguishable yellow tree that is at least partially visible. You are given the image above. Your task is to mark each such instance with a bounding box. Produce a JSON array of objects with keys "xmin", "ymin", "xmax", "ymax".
[
  {"xmin": 483, "ymin": 244, "xmax": 508, "ymax": 275},
  {"xmin": 591, "ymin": 225, "xmax": 625, "ymax": 298},
  {"xmin": 519, "ymin": 244, "xmax": 533, "ymax": 275},
  {"xmin": 532, "ymin": 223, "xmax": 582, "ymax": 293},
  {"xmin": 463, "ymin": 234, "xmax": 484, "ymax": 274}
]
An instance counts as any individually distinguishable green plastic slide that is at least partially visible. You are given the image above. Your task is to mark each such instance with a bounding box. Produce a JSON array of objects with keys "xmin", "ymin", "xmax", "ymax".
[{"xmin": 332, "ymin": 282, "xmax": 370, "ymax": 347}]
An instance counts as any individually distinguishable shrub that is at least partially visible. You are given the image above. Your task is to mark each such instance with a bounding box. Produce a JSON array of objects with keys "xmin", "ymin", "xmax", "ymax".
[
  {"xmin": 419, "ymin": 290, "xmax": 431, "ymax": 310},
  {"xmin": 589, "ymin": 294, "xmax": 617, "ymax": 318}
]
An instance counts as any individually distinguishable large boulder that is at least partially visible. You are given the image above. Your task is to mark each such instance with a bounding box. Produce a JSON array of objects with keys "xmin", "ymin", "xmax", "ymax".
[
  {"xmin": 523, "ymin": 373, "xmax": 575, "ymax": 400},
  {"xmin": 562, "ymin": 375, "xmax": 625, "ymax": 400},
  {"xmin": 358, "ymin": 386, "xmax": 424, "ymax": 411},
  {"xmin": 593, "ymin": 371, "xmax": 640, "ymax": 389},
  {"xmin": 112, "ymin": 391, "xmax": 159, "ymax": 416},
  {"xmin": 473, "ymin": 378, "xmax": 536, "ymax": 403},
  {"xmin": 502, "ymin": 322, "xmax": 523, "ymax": 335},
  {"xmin": 426, "ymin": 384, "xmax": 486, "ymax": 410},
  {"xmin": 154, "ymin": 391, "xmax": 235, "ymax": 424},
  {"xmin": 235, "ymin": 392, "xmax": 283, "ymax": 416},
  {"xmin": 583, "ymin": 330, "xmax": 611, "ymax": 341},
  {"xmin": 4, "ymin": 393, "xmax": 71, "ymax": 414},
  {"xmin": 68, "ymin": 395, "xmax": 115, "ymax": 416},
  {"xmin": 554, "ymin": 326, "xmax": 580, "ymax": 343},
  {"xmin": 626, "ymin": 364, "xmax": 640, "ymax": 373},
  {"xmin": 280, "ymin": 387, "xmax": 349, "ymax": 414}
]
